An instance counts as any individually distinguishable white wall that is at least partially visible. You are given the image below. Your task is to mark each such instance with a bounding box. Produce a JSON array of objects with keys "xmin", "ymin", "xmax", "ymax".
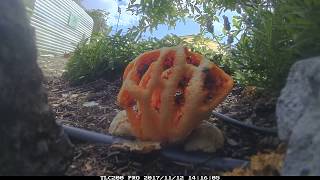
[{"xmin": 30, "ymin": 0, "xmax": 93, "ymax": 55}]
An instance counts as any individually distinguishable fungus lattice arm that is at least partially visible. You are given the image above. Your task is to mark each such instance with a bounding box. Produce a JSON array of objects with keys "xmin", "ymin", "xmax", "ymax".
[{"xmin": 117, "ymin": 46, "xmax": 234, "ymax": 142}]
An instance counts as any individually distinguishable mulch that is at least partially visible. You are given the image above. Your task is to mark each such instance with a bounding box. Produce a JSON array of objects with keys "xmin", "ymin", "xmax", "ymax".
[
  {"xmin": 39, "ymin": 56, "xmax": 281, "ymax": 175},
  {"xmin": 44, "ymin": 77, "xmax": 281, "ymax": 176}
]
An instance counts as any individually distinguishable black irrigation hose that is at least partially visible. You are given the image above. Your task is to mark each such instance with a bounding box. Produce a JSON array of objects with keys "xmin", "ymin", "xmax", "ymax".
[
  {"xmin": 212, "ymin": 111, "xmax": 278, "ymax": 136},
  {"xmin": 62, "ymin": 125, "xmax": 248, "ymax": 171},
  {"xmin": 62, "ymin": 112, "xmax": 276, "ymax": 170},
  {"xmin": 63, "ymin": 125, "xmax": 128, "ymax": 144}
]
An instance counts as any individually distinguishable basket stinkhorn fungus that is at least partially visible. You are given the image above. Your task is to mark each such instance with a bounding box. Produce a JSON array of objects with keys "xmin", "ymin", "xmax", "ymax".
[{"xmin": 110, "ymin": 46, "xmax": 234, "ymax": 143}]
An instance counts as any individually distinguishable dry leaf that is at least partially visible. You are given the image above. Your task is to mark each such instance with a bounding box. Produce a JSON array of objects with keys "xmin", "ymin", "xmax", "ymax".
[
  {"xmin": 111, "ymin": 141, "xmax": 161, "ymax": 153},
  {"xmin": 224, "ymin": 151, "xmax": 285, "ymax": 176}
]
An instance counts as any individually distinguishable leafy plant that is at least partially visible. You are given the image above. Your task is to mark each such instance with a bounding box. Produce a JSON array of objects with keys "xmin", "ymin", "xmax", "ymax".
[
  {"xmin": 126, "ymin": 0, "xmax": 320, "ymax": 93},
  {"xmin": 65, "ymin": 33, "xmax": 222, "ymax": 85},
  {"xmin": 230, "ymin": 0, "xmax": 320, "ymax": 91},
  {"xmin": 65, "ymin": 32, "xmax": 135, "ymax": 84}
]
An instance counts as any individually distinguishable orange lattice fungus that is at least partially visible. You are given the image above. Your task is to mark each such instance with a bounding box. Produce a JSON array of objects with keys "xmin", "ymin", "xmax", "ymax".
[{"xmin": 113, "ymin": 46, "xmax": 233, "ymax": 143}]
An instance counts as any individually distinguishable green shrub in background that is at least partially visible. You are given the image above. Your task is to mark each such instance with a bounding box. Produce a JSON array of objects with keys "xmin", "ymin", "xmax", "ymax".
[
  {"xmin": 65, "ymin": 32, "xmax": 136, "ymax": 85},
  {"xmin": 227, "ymin": 0, "xmax": 320, "ymax": 92},
  {"xmin": 124, "ymin": 0, "xmax": 320, "ymax": 94},
  {"xmin": 65, "ymin": 32, "xmax": 223, "ymax": 85},
  {"xmin": 67, "ymin": 0, "xmax": 320, "ymax": 93}
]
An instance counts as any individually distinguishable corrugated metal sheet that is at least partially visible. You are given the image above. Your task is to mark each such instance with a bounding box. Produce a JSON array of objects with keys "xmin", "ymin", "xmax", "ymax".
[{"xmin": 30, "ymin": 0, "xmax": 93, "ymax": 55}]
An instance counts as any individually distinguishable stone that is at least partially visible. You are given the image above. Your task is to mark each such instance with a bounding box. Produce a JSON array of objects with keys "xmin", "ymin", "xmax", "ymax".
[
  {"xmin": 183, "ymin": 121, "xmax": 224, "ymax": 153},
  {"xmin": 276, "ymin": 57, "xmax": 320, "ymax": 141},
  {"xmin": 276, "ymin": 57, "xmax": 320, "ymax": 175},
  {"xmin": 108, "ymin": 110, "xmax": 133, "ymax": 137},
  {"xmin": 109, "ymin": 110, "xmax": 224, "ymax": 153}
]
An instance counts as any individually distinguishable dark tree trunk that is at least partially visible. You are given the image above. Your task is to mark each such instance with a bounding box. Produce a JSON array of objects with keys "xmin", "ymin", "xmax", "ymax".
[{"xmin": 0, "ymin": 0, "xmax": 73, "ymax": 175}]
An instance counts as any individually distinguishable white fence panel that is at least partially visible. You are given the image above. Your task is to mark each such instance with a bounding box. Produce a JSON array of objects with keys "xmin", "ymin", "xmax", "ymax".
[{"xmin": 30, "ymin": 0, "xmax": 93, "ymax": 55}]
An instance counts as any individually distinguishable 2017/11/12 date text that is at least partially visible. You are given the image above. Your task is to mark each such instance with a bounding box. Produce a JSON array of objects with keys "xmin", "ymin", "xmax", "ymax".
[{"xmin": 100, "ymin": 176, "xmax": 221, "ymax": 180}]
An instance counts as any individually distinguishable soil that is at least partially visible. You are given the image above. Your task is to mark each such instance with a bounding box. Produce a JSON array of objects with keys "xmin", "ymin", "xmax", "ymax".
[{"xmin": 38, "ymin": 56, "xmax": 281, "ymax": 175}]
